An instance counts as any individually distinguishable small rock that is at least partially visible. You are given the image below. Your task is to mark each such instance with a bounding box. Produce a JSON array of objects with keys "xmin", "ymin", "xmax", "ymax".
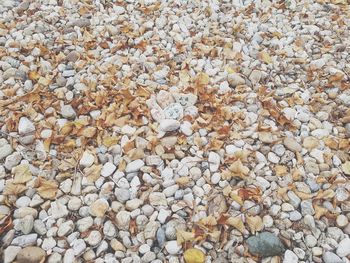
[
  {"xmin": 159, "ymin": 119, "xmax": 180, "ymax": 132},
  {"xmin": 79, "ymin": 151, "xmax": 94, "ymax": 168},
  {"xmin": 228, "ymin": 73, "xmax": 245, "ymax": 87},
  {"xmin": 16, "ymin": 246, "xmax": 45, "ymax": 263},
  {"xmin": 90, "ymin": 199, "xmax": 109, "ymax": 217},
  {"xmin": 50, "ymin": 201, "xmax": 69, "ymax": 219},
  {"xmin": 101, "ymin": 162, "xmax": 116, "ymax": 177},
  {"xmin": 208, "ymin": 151, "xmax": 220, "ymax": 172},
  {"xmin": 283, "ymin": 137, "xmax": 302, "ymax": 152},
  {"xmin": 173, "ymin": 93, "xmax": 197, "ymax": 108},
  {"xmin": 60, "ymin": 105, "xmax": 76, "ymax": 119},
  {"xmin": 4, "ymin": 246, "xmax": 21, "ymax": 263},
  {"xmin": 115, "ymin": 188, "xmax": 130, "ymax": 203},
  {"xmin": 57, "ymin": 220, "xmax": 74, "ymax": 237},
  {"xmin": 283, "ymin": 250, "xmax": 298, "ymax": 263},
  {"xmin": 0, "ymin": 144, "xmax": 13, "ymax": 159},
  {"xmin": 115, "ymin": 211, "xmax": 130, "ymax": 231},
  {"xmin": 323, "ymin": 251, "xmax": 343, "ymax": 263},
  {"xmin": 85, "ymin": 230, "xmax": 102, "ymax": 246},
  {"xmin": 125, "ymin": 159, "xmax": 144, "ymax": 173},
  {"xmin": 246, "ymin": 232, "xmax": 285, "ymax": 257},
  {"xmin": 336, "ymin": 237, "xmax": 350, "ymax": 257},
  {"xmin": 336, "ymin": 214, "xmax": 348, "ymax": 228},
  {"xmin": 18, "ymin": 117, "xmax": 35, "ymax": 135},
  {"xmin": 149, "ymin": 192, "xmax": 167, "ymax": 206},
  {"xmin": 165, "ymin": 240, "xmax": 182, "ymax": 254},
  {"xmin": 12, "ymin": 234, "xmax": 37, "ymax": 247},
  {"xmin": 164, "ymin": 103, "xmax": 183, "ymax": 120}
]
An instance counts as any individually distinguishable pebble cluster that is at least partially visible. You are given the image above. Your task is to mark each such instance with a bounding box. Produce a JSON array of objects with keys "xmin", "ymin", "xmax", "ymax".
[{"xmin": 0, "ymin": 0, "xmax": 350, "ymax": 263}]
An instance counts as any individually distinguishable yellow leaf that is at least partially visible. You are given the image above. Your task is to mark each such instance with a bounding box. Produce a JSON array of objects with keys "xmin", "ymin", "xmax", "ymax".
[
  {"xmin": 199, "ymin": 215, "xmax": 217, "ymax": 226},
  {"xmin": 84, "ymin": 164, "xmax": 102, "ymax": 183},
  {"xmin": 226, "ymin": 216, "xmax": 245, "ymax": 233},
  {"xmin": 230, "ymin": 192, "xmax": 244, "ymax": 206},
  {"xmin": 102, "ymin": 136, "xmax": 119, "ymax": 147},
  {"xmin": 3, "ymin": 183, "xmax": 27, "ymax": 196},
  {"xmin": 184, "ymin": 248, "xmax": 206, "ymax": 263},
  {"xmin": 225, "ymin": 159, "xmax": 249, "ymax": 179},
  {"xmin": 195, "ymin": 72, "xmax": 209, "ymax": 86},
  {"xmin": 176, "ymin": 230, "xmax": 195, "ymax": 245},
  {"xmin": 28, "ymin": 71, "xmax": 40, "ymax": 80},
  {"xmin": 246, "ymin": 215, "xmax": 263, "ymax": 234},
  {"xmin": 274, "ymin": 165, "xmax": 288, "ymax": 176},
  {"xmin": 60, "ymin": 122, "xmax": 74, "ymax": 135},
  {"xmin": 37, "ymin": 177, "xmax": 58, "ymax": 200},
  {"xmin": 342, "ymin": 161, "xmax": 350, "ymax": 176},
  {"xmin": 175, "ymin": 177, "xmax": 191, "ymax": 186},
  {"xmin": 13, "ymin": 164, "xmax": 32, "ymax": 184},
  {"xmin": 259, "ymin": 51, "xmax": 272, "ymax": 64},
  {"xmin": 315, "ymin": 189, "xmax": 335, "ymax": 200},
  {"xmin": 80, "ymin": 127, "xmax": 97, "ymax": 138},
  {"xmin": 314, "ymin": 204, "xmax": 328, "ymax": 219},
  {"xmin": 127, "ymin": 148, "xmax": 145, "ymax": 160}
]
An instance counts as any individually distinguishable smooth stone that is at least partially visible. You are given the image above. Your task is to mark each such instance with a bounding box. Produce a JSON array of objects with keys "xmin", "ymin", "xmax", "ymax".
[
  {"xmin": 173, "ymin": 93, "xmax": 197, "ymax": 108},
  {"xmin": 336, "ymin": 238, "xmax": 350, "ymax": 257},
  {"xmin": 283, "ymin": 250, "xmax": 298, "ymax": 263},
  {"xmin": 323, "ymin": 251, "xmax": 343, "ymax": 263},
  {"xmin": 101, "ymin": 162, "xmax": 116, "ymax": 177},
  {"xmin": 163, "ymin": 103, "xmax": 183, "ymax": 120},
  {"xmin": 18, "ymin": 117, "xmax": 35, "ymax": 135},
  {"xmin": 0, "ymin": 144, "xmax": 13, "ymax": 159},
  {"xmin": 246, "ymin": 232, "xmax": 285, "ymax": 257},
  {"xmin": 4, "ymin": 246, "xmax": 21, "ymax": 263},
  {"xmin": 79, "ymin": 151, "xmax": 94, "ymax": 168},
  {"xmin": 16, "ymin": 246, "xmax": 46, "ymax": 263},
  {"xmin": 11, "ymin": 234, "xmax": 38, "ymax": 247},
  {"xmin": 159, "ymin": 119, "xmax": 180, "ymax": 132},
  {"xmin": 125, "ymin": 159, "xmax": 144, "ymax": 173},
  {"xmin": 283, "ymin": 137, "xmax": 302, "ymax": 152},
  {"xmin": 165, "ymin": 240, "xmax": 182, "ymax": 254},
  {"xmin": 60, "ymin": 105, "xmax": 76, "ymax": 119}
]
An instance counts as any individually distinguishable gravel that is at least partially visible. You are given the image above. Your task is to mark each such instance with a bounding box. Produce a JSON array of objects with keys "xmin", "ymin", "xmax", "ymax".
[{"xmin": 0, "ymin": 1, "xmax": 350, "ymax": 263}]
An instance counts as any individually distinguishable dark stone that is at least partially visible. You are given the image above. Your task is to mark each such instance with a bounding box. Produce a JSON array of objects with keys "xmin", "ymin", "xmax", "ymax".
[{"xmin": 246, "ymin": 232, "xmax": 285, "ymax": 257}]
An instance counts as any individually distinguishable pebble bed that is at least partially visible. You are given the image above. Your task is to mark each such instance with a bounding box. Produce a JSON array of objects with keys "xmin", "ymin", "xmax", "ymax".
[{"xmin": 0, "ymin": 0, "xmax": 350, "ymax": 263}]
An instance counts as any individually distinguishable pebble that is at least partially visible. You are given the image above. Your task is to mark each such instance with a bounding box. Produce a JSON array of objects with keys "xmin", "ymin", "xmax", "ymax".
[
  {"xmin": 18, "ymin": 117, "xmax": 35, "ymax": 135},
  {"xmin": 60, "ymin": 105, "xmax": 76, "ymax": 119},
  {"xmin": 101, "ymin": 162, "xmax": 116, "ymax": 177},
  {"xmin": 336, "ymin": 238, "xmax": 350, "ymax": 257},
  {"xmin": 0, "ymin": 144, "xmax": 13, "ymax": 159},
  {"xmin": 57, "ymin": 220, "xmax": 74, "ymax": 237},
  {"xmin": 79, "ymin": 151, "xmax": 95, "ymax": 168},
  {"xmin": 90, "ymin": 198, "xmax": 109, "ymax": 217},
  {"xmin": 16, "ymin": 246, "xmax": 46, "ymax": 263},
  {"xmin": 336, "ymin": 215, "xmax": 348, "ymax": 228},
  {"xmin": 208, "ymin": 151, "xmax": 220, "ymax": 172},
  {"xmin": 12, "ymin": 234, "xmax": 38, "ymax": 247},
  {"xmin": 159, "ymin": 119, "xmax": 181, "ymax": 132},
  {"xmin": 165, "ymin": 241, "xmax": 182, "ymax": 254},
  {"xmin": 283, "ymin": 137, "xmax": 302, "ymax": 152},
  {"xmin": 323, "ymin": 251, "xmax": 343, "ymax": 263},
  {"xmin": 3, "ymin": 246, "xmax": 21, "ymax": 263},
  {"xmin": 125, "ymin": 159, "xmax": 144, "ymax": 173},
  {"xmin": 283, "ymin": 250, "xmax": 298, "ymax": 263}
]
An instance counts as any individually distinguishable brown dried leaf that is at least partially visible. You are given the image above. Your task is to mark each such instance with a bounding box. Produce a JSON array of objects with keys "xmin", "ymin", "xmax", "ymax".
[
  {"xmin": 226, "ymin": 216, "xmax": 245, "ymax": 233},
  {"xmin": 246, "ymin": 215, "xmax": 263, "ymax": 234},
  {"xmin": 177, "ymin": 230, "xmax": 195, "ymax": 245},
  {"xmin": 3, "ymin": 183, "xmax": 27, "ymax": 196},
  {"xmin": 37, "ymin": 177, "xmax": 58, "ymax": 200},
  {"xmin": 84, "ymin": 164, "xmax": 102, "ymax": 183},
  {"xmin": 13, "ymin": 164, "xmax": 32, "ymax": 184}
]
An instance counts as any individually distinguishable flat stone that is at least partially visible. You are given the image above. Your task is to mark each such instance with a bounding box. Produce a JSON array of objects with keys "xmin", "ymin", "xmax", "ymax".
[
  {"xmin": 79, "ymin": 151, "xmax": 94, "ymax": 168},
  {"xmin": 0, "ymin": 144, "xmax": 13, "ymax": 160},
  {"xmin": 336, "ymin": 237, "xmax": 350, "ymax": 257},
  {"xmin": 283, "ymin": 250, "xmax": 298, "ymax": 263},
  {"xmin": 159, "ymin": 119, "xmax": 180, "ymax": 132},
  {"xmin": 165, "ymin": 240, "xmax": 181, "ymax": 254},
  {"xmin": 57, "ymin": 220, "xmax": 74, "ymax": 237},
  {"xmin": 246, "ymin": 232, "xmax": 285, "ymax": 257},
  {"xmin": 4, "ymin": 246, "xmax": 21, "ymax": 263},
  {"xmin": 16, "ymin": 246, "xmax": 46, "ymax": 263},
  {"xmin": 101, "ymin": 162, "xmax": 116, "ymax": 177},
  {"xmin": 125, "ymin": 159, "xmax": 144, "ymax": 173},
  {"xmin": 18, "ymin": 117, "xmax": 35, "ymax": 135},
  {"xmin": 283, "ymin": 137, "xmax": 302, "ymax": 152},
  {"xmin": 323, "ymin": 251, "xmax": 343, "ymax": 263}
]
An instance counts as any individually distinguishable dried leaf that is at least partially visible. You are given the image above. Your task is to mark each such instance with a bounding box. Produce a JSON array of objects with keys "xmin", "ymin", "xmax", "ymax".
[
  {"xmin": 274, "ymin": 165, "xmax": 288, "ymax": 176},
  {"xmin": 226, "ymin": 216, "xmax": 245, "ymax": 233},
  {"xmin": 259, "ymin": 51, "xmax": 272, "ymax": 64},
  {"xmin": 0, "ymin": 213, "xmax": 13, "ymax": 235},
  {"xmin": 315, "ymin": 189, "xmax": 335, "ymax": 200},
  {"xmin": 314, "ymin": 204, "xmax": 328, "ymax": 219},
  {"xmin": 37, "ymin": 177, "xmax": 58, "ymax": 200},
  {"xmin": 80, "ymin": 126, "xmax": 97, "ymax": 138},
  {"xmin": 222, "ymin": 159, "xmax": 249, "ymax": 179},
  {"xmin": 175, "ymin": 177, "xmax": 191, "ymax": 186},
  {"xmin": 342, "ymin": 161, "xmax": 350, "ymax": 176},
  {"xmin": 13, "ymin": 164, "xmax": 32, "ymax": 184},
  {"xmin": 184, "ymin": 248, "xmax": 206, "ymax": 263},
  {"xmin": 102, "ymin": 136, "xmax": 119, "ymax": 147},
  {"xmin": 246, "ymin": 215, "xmax": 263, "ymax": 234},
  {"xmin": 177, "ymin": 230, "xmax": 195, "ymax": 245},
  {"xmin": 199, "ymin": 215, "xmax": 217, "ymax": 226},
  {"xmin": 3, "ymin": 183, "xmax": 27, "ymax": 196},
  {"xmin": 84, "ymin": 164, "xmax": 102, "ymax": 183}
]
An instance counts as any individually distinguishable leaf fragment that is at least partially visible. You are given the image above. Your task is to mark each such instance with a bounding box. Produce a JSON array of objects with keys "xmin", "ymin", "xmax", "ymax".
[
  {"xmin": 13, "ymin": 164, "xmax": 32, "ymax": 184},
  {"xmin": 184, "ymin": 248, "xmax": 206, "ymax": 263}
]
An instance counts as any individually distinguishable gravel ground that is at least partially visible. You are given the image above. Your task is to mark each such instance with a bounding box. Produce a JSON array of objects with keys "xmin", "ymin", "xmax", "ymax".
[{"xmin": 0, "ymin": 0, "xmax": 350, "ymax": 263}]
